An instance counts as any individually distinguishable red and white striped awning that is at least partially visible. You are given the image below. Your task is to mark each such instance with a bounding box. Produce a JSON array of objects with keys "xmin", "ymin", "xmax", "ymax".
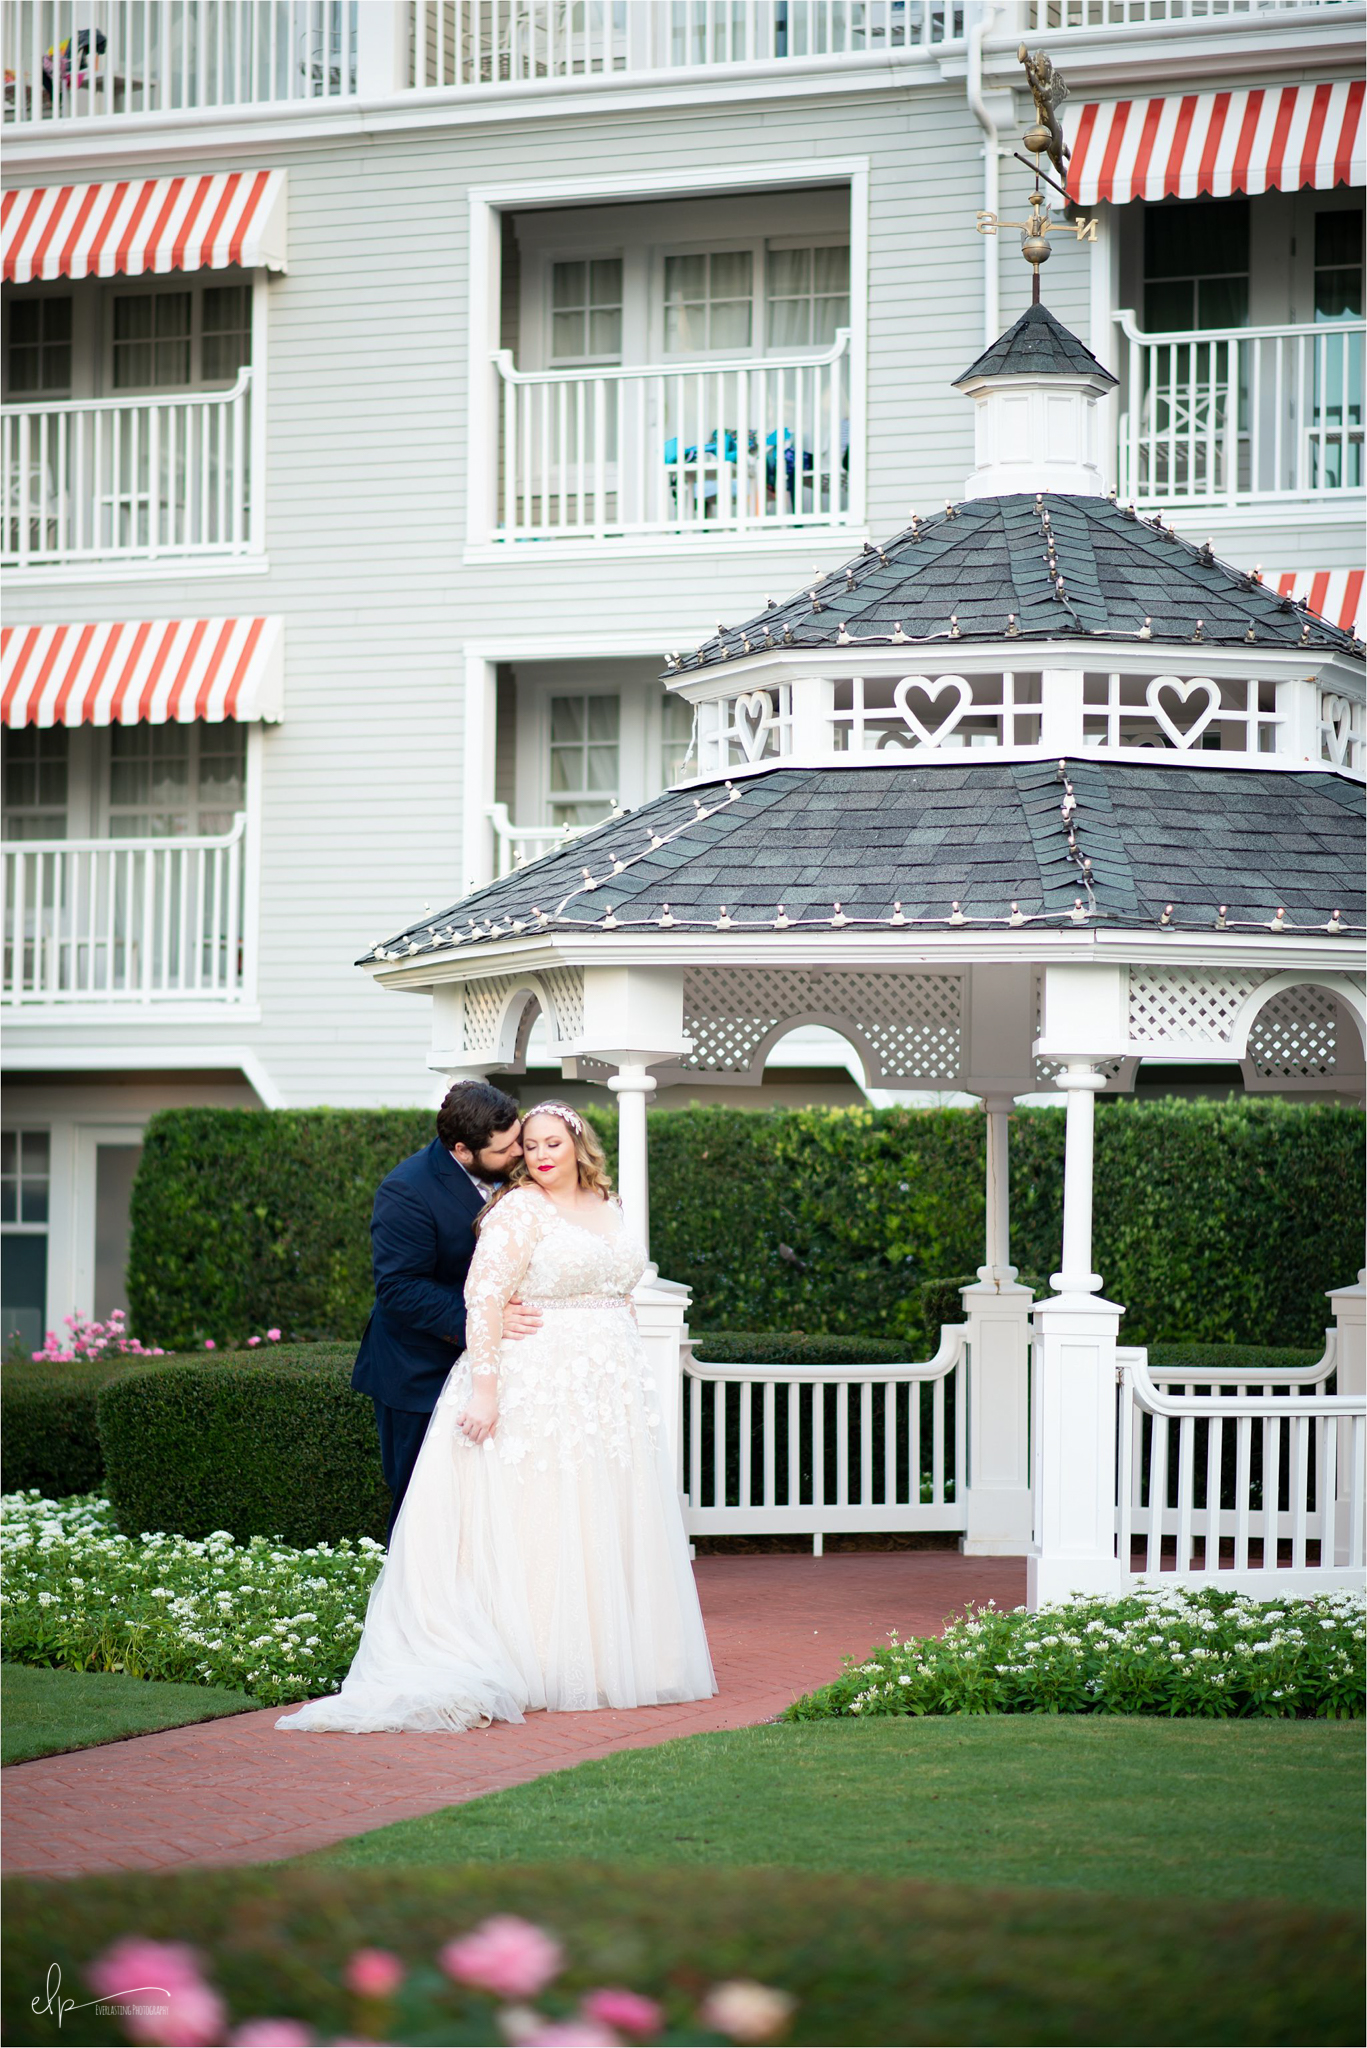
[
  {"xmin": 1, "ymin": 618, "xmax": 283, "ymax": 729},
  {"xmin": 2, "ymin": 169, "xmax": 287, "ymax": 284},
  {"xmin": 1065, "ymin": 80, "xmax": 1365, "ymax": 206},
  {"xmin": 1265, "ymin": 569, "xmax": 1366, "ymax": 639}
]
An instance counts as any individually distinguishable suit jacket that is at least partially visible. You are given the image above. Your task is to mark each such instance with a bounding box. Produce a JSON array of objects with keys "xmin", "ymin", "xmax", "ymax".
[{"xmin": 351, "ymin": 1138, "xmax": 487, "ymax": 1414}]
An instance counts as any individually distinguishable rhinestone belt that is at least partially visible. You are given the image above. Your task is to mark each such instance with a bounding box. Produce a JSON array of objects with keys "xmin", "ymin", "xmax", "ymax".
[{"xmin": 519, "ymin": 1294, "xmax": 631, "ymax": 1309}]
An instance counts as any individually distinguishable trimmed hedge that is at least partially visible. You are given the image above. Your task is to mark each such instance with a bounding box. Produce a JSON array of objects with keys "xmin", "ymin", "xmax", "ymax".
[
  {"xmin": 0, "ymin": 1357, "xmax": 133, "ymax": 1501},
  {"xmin": 128, "ymin": 1099, "xmax": 1363, "ymax": 1350},
  {"xmin": 94, "ymin": 1348, "xmax": 384, "ymax": 1546}
]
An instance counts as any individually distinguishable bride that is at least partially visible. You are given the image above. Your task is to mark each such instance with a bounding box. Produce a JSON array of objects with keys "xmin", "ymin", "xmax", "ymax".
[{"xmin": 276, "ymin": 1102, "xmax": 716, "ymax": 1732}]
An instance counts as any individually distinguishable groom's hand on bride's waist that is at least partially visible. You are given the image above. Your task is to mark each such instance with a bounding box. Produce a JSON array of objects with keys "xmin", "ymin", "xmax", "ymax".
[{"xmin": 502, "ymin": 1298, "xmax": 543, "ymax": 1342}]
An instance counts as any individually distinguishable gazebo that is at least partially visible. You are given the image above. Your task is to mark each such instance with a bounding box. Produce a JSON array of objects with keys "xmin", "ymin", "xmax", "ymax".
[{"xmin": 364, "ymin": 291, "xmax": 1366, "ymax": 1605}]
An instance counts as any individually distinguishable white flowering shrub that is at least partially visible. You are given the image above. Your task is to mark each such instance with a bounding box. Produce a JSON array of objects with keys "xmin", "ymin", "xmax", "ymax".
[
  {"xmin": 1, "ymin": 1490, "xmax": 383, "ymax": 1706},
  {"xmin": 784, "ymin": 1587, "xmax": 1366, "ymax": 1722}
]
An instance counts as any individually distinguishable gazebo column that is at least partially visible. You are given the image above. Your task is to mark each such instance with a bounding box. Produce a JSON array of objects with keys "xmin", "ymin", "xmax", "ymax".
[
  {"xmin": 1030, "ymin": 965, "xmax": 1128, "ymax": 1609},
  {"xmin": 1329, "ymin": 1271, "xmax": 1366, "ymax": 1565},
  {"xmin": 607, "ymin": 1063, "xmax": 656, "ymax": 1260},
  {"xmin": 960, "ymin": 1096, "xmax": 1035, "ymax": 1555}
]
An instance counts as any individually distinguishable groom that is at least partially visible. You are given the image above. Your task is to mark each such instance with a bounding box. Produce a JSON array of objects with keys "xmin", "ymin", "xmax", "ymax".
[{"xmin": 353, "ymin": 1079, "xmax": 541, "ymax": 1542}]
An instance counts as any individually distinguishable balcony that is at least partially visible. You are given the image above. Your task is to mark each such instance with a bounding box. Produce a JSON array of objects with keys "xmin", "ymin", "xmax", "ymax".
[
  {"xmin": 1022, "ymin": 0, "xmax": 1354, "ymax": 28},
  {"xmin": 1114, "ymin": 312, "xmax": 1365, "ymax": 512},
  {"xmin": 486, "ymin": 803, "xmax": 595, "ymax": 876},
  {"xmin": 2, "ymin": 370, "xmax": 256, "ymax": 570},
  {"xmin": 2, "ymin": 815, "xmax": 249, "ymax": 1004},
  {"xmin": 492, "ymin": 332, "xmax": 854, "ymax": 543}
]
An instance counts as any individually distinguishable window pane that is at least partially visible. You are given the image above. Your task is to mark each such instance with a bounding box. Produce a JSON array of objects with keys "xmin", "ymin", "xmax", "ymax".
[
  {"xmin": 550, "ymin": 697, "xmax": 585, "ymax": 743},
  {"xmin": 202, "ymin": 284, "xmax": 252, "ymax": 380},
  {"xmin": 155, "ymin": 294, "xmax": 192, "ymax": 340},
  {"xmin": 21, "ymin": 1181, "xmax": 49, "ymax": 1224},
  {"xmin": 155, "ymin": 333, "xmax": 192, "ymax": 384},
  {"xmin": 586, "ymin": 696, "xmax": 620, "ymax": 741},
  {"xmin": 585, "ymin": 745, "xmax": 617, "ymax": 791},
  {"xmin": 710, "ymin": 299, "xmax": 751, "ymax": 349},
  {"xmin": 813, "ymin": 294, "xmax": 849, "ymax": 344},
  {"xmin": 115, "ymin": 297, "xmax": 153, "ymax": 342},
  {"xmin": 549, "ymin": 751, "xmax": 576, "ymax": 793},
  {"xmin": 1316, "ymin": 268, "xmax": 1363, "ymax": 321},
  {"xmin": 1316, "ymin": 211, "xmax": 1364, "ymax": 269},
  {"xmin": 589, "ymin": 258, "xmax": 622, "ymax": 303},
  {"xmin": 710, "ymin": 251, "xmax": 751, "ymax": 299},
  {"xmin": 665, "ymin": 303, "xmax": 702, "ymax": 351},
  {"xmin": 9, "ymin": 301, "xmax": 40, "ymax": 345},
  {"xmin": 7, "ymin": 348, "xmax": 41, "ymax": 394},
  {"xmin": 1144, "ymin": 199, "xmax": 1249, "ymax": 280},
  {"xmin": 552, "ymin": 309, "xmax": 586, "ymax": 358},
  {"xmin": 588, "ymin": 308, "xmax": 622, "ymax": 356},
  {"xmin": 553, "ymin": 262, "xmax": 586, "ymax": 309},
  {"xmin": 665, "ymin": 254, "xmax": 706, "ymax": 302},
  {"xmin": 1197, "ymin": 275, "xmax": 1248, "ymax": 330},
  {"xmin": 768, "ymin": 247, "xmax": 810, "ymax": 295},
  {"xmin": 813, "ymin": 245, "xmax": 850, "ymax": 293},
  {"xmin": 768, "ymin": 297, "xmax": 809, "ymax": 346},
  {"xmin": 1144, "ymin": 278, "xmax": 1196, "ymax": 332}
]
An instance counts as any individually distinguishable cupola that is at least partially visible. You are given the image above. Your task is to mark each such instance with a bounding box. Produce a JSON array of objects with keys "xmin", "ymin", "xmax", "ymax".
[{"xmin": 952, "ymin": 302, "xmax": 1117, "ymax": 500}]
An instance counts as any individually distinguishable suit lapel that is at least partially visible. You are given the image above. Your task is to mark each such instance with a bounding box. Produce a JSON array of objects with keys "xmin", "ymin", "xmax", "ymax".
[{"xmin": 429, "ymin": 1139, "xmax": 486, "ymax": 1227}]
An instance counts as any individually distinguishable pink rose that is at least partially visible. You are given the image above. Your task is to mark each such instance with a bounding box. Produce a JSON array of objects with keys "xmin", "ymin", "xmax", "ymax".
[
  {"xmin": 205, "ymin": 1339, "xmax": 217, "ymax": 1351},
  {"xmin": 87, "ymin": 1940, "xmax": 224, "ymax": 2048},
  {"xmin": 581, "ymin": 1989, "xmax": 662, "ymax": 2039},
  {"xmin": 267, "ymin": 1328, "xmax": 282, "ymax": 1342},
  {"xmin": 698, "ymin": 1983, "xmax": 796, "ymax": 2044},
  {"xmin": 516, "ymin": 2026, "xmax": 619, "ymax": 2048},
  {"xmin": 247, "ymin": 1335, "xmax": 261, "ymax": 1347},
  {"xmin": 439, "ymin": 1916, "xmax": 563, "ymax": 1999},
  {"xmin": 230, "ymin": 2024, "xmax": 315, "ymax": 2046},
  {"xmin": 343, "ymin": 1949, "xmax": 405, "ymax": 1999}
]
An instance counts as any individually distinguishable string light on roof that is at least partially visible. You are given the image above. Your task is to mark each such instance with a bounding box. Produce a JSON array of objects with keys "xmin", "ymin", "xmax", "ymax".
[{"xmin": 889, "ymin": 901, "xmax": 906, "ymax": 925}]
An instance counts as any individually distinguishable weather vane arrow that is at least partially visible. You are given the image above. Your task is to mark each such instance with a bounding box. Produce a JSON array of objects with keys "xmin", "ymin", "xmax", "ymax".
[{"xmin": 975, "ymin": 44, "xmax": 1098, "ymax": 303}]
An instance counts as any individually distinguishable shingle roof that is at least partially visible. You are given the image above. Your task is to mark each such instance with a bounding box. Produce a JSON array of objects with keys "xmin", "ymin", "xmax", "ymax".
[
  {"xmin": 367, "ymin": 760, "xmax": 1363, "ymax": 961},
  {"xmin": 953, "ymin": 302, "xmax": 1118, "ymax": 388},
  {"xmin": 668, "ymin": 494, "xmax": 1363, "ymax": 675}
]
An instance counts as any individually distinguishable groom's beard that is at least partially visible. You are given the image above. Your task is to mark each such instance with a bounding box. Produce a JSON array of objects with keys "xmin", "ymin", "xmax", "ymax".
[{"xmin": 475, "ymin": 1155, "xmax": 520, "ymax": 1185}]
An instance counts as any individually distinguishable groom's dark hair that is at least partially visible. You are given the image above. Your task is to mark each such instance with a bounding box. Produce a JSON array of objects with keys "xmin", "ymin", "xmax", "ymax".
[{"xmin": 436, "ymin": 1079, "xmax": 520, "ymax": 1156}]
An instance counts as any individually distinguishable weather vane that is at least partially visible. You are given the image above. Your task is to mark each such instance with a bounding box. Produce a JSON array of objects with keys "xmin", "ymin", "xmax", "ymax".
[{"xmin": 976, "ymin": 44, "xmax": 1096, "ymax": 304}]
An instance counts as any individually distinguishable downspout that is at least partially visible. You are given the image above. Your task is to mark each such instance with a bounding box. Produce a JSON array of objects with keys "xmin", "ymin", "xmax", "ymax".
[{"xmin": 966, "ymin": 6, "xmax": 999, "ymax": 348}]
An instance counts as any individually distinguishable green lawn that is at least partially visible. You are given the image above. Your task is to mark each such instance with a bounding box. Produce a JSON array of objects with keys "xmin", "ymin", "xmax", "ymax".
[
  {"xmin": 301, "ymin": 1716, "xmax": 1364, "ymax": 1907},
  {"xmin": 1, "ymin": 1662, "xmax": 261, "ymax": 1765}
]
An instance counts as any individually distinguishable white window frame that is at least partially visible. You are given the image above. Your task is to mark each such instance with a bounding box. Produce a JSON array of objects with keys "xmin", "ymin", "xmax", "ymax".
[
  {"xmin": 544, "ymin": 250, "xmax": 627, "ymax": 367},
  {"xmin": 102, "ymin": 273, "xmax": 254, "ymax": 397},
  {"xmin": 468, "ymin": 157, "xmax": 869, "ymax": 556}
]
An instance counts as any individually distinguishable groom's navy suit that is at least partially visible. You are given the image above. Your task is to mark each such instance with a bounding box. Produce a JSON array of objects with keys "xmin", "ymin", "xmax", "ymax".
[{"xmin": 352, "ymin": 1138, "xmax": 486, "ymax": 1541}]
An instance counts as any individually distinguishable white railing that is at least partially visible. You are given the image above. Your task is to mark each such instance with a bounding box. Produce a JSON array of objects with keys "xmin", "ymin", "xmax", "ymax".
[
  {"xmin": 3, "ymin": 816, "xmax": 248, "ymax": 1003},
  {"xmin": 681, "ymin": 1326, "xmax": 966, "ymax": 1552},
  {"xmin": 486, "ymin": 801, "xmax": 593, "ymax": 877},
  {"xmin": 2, "ymin": 0, "xmax": 355, "ymax": 122},
  {"xmin": 411, "ymin": 0, "xmax": 960, "ymax": 87},
  {"xmin": 1024, "ymin": 0, "xmax": 1353, "ymax": 26},
  {"xmin": 1116, "ymin": 310, "xmax": 1365, "ymax": 510},
  {"xmin": 1118, "ymin": 1346, "xmax": 1366, "ymax": 1590},
  {"xmin": 494, "ymin": 333, "xmax": 852, "ymax": 541},
  {"xmin": 2, "ymin": 371, "xmax": 254, "ymax": 569}
]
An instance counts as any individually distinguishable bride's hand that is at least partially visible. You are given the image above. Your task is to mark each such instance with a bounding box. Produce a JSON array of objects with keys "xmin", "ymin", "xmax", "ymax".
[{"xmin": 458, "ymin": 1380, "xmax": 499, "ymax": 1445}]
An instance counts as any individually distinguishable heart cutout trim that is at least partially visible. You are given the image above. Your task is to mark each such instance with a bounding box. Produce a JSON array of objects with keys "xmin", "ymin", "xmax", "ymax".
[
  {"xmin": 893, "ymin": 674, "xmax": 972, "ymax": 748},
  {"xmin": 731, "ymin": 690, "xmax": 772, "ymax": 762},
  {"xmin": 1146, "ymin": 674, "xmax": 1220, "ymax": 749}
]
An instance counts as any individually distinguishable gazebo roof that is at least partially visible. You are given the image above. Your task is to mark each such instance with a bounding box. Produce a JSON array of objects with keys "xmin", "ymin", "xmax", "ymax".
[
  {"xmin": 667, "ymin": 495, "xmax": 1363, "ymax": 677},
  {"xmin": 365, "ymin": 759, "xmax": 1363, "ymax": 963},
  {"xmin": 952, "ymin": 302, "xmax": 1118, "ymax": 388}
]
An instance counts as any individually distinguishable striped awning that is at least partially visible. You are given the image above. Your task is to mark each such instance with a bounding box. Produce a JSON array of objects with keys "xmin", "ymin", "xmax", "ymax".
[
  {"xmin": 1266, "ymin": 569, "xmax": 1365, "ymax": 639},
  {"xmin": 2, "ymin": 169, "xmax": 287, "ymax": 284},
  {"xmin": 1, "ymin": 618, "xmax": 283, "ymax": 728},
  {"xmin": 1065, "ymin": 80, "xmax": 1365, "ymax": 206}
]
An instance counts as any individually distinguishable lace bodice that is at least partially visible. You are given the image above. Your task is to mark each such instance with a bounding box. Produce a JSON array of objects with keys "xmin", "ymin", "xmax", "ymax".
[{"xmin": 464, "ymin": 1187, "xmax": 646, "ymax": 1380}]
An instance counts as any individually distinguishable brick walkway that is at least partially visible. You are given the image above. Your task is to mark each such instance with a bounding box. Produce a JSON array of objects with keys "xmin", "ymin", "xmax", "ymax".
[{"xmin": 2, "ymin": 1553, "xmax": 1024, "ymax": 1880}]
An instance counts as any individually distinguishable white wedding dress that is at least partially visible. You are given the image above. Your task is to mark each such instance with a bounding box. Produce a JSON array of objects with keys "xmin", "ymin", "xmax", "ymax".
[{"xmin": 275, "ymin": 1186, "xmax": 716, "ymax": 1732}]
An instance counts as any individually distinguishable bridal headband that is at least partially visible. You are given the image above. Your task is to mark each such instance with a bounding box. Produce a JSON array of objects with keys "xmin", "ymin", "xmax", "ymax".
[{"xmin": 523, "ymin": 1100, "xmax": 585, "ymax": 1137}]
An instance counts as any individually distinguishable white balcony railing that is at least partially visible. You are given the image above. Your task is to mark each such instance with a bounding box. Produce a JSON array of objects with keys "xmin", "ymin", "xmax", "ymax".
[
  {"xmin": 1023, "ymin": 0, "xmax": 1354, "ymax": 27},
  {"xmin": 1115, "ymin": 311, "xmax": 1365, "ymax": 511},
  {"xmin": 2, "ymin": 370, "xmax": 255, "ymax": 570},
  {"xmin": 493, "ymin": 332, "xmax": 853, "ymax": 542},
  {"xmin": 3, "ymin": 816, "xmax": 248, "ymax": 1004},
  {"xmin": 412, "ymin": 0, "xmax": 961, "ymax": 87},
  {"xmin": 1, "ymin": 0, "xmax": 356, "ymax": 123},
  {"xmin": 487, "ymin": 802, "xmax": 595, "ymax": 876}
]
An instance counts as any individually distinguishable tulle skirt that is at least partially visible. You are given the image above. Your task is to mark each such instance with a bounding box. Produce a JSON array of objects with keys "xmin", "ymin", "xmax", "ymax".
[{"xmin": 275, "ymin": 1308, "xmax": 717, "ymax": 1733}]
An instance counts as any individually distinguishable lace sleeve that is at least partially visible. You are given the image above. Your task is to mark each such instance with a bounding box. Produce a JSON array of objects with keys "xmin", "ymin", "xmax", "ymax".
[{"xmin": 463, "ymin": 1192, "xmax": 544, "ymax": 1382}]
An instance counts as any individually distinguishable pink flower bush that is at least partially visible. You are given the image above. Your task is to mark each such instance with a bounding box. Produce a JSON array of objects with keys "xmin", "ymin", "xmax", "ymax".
[
  {"xmin": 33, "ymin": 1309, "xmax": 164, "ymax": 1366},
  {"xmin": 439, "ymin": 1916, "xmax": 564, "ymax": 2000},
  {"xmin": 228, "ymin": 2024, "xmax": 314, "ymax": 2046},
  {"xmin": 580, "ymin": 1989, "xmax": 663, "ymax": 2039},
  {"xmin": 699, "ymin": 1982, "xmax": 797, "ymax": 2043},
  {"xmin": 342, "ymin": 1949, "xmax": 405, "ymax": 1999},
  {"xmin": 87, "ymin": 1938, "xmax": 225, "ymax": 2047},
  {"xmin": 266, "ymin": 1327, "xmax": 282, "ymax": 1342}
]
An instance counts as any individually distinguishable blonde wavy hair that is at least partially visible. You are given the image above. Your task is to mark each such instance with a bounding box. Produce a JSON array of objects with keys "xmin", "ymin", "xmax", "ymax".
[{"xmin": 477, "ymin": 1102, "xmax": 613, "ymax": 1229}]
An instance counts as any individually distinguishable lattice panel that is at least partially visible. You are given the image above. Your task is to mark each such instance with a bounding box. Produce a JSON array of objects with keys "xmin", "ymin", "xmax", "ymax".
[
  {"xmin": 1246, "ymin": 986, "xmax": 1340, "ymax": 1078},
  {"xmin": 539, "ymin": 966, "xmax": 584, "ymax": 1043},
  {"xmin": 1128, "ymin": 970, "xmax": 1265, "ymax": 1048},
  {"xmin": 681, "ymin": 966, "xmax": 964, "ymax": 1083},
  {"xmin": 461, "ymin": 975, "xmax": 517, "ymax": 1058}
]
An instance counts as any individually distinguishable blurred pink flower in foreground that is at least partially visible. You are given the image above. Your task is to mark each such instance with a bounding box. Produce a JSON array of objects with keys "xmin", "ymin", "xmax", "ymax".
[
  {"xmin": 440, "ymin": 1916, "xmax": 563, "ymax": 2000},
  {"xmin": 267, "ymin": 1327, "xmax": 282, "ymax": 1342},
  {"xmin": 204, "ymin": 1339, "xmax": 217, "ymax": 1351},
  {"xmin": 581, "ymin": 1988, "xmax": 663, "ymax": 2039},
  {"xmin": 343, "ymin": 1949, "xmax": 406, "ymax": 1999},
  {"xmin": 511, "ymin": 2024, "xmax": 618, "ymax": 2048},
  {"xmin": 699, "ymin": 1982, "xmax": 797, "ymax": 2043},
  {"xmin": 247, "ymin": 1335, "xmax": 262, "ymax": 1347},
  {"xmin": 229, "ymin": 2022, "xmax": 315, "ymax": 2046},
  {"xmin": 87, "ymin": 1939, "xmax": 225, "ymax": 2047}
]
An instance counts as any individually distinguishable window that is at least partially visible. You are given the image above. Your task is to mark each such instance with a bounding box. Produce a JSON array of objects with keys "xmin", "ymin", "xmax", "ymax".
[
  {"xmin": 767, "ymin": 245, "xmax": 850, "ymax": 348},
  {"xmin": 548, "ymin": 694, "xmax": 619, "ymax": 826},
  {"xmin": 550, "ymin": 259, "xmax": 623, "ymax": 363},
  {"xmin": 1, "ymin": 1128, "xmax": 50, "ymax": 1356},
  {"xmin": 1312, "ymin": 209, "xmax": 1363, "ymax": 488},
  {"xmin": 1315, "ymin": 209, "xmax": 1364, "ymax": 321},
  {"xmin": 664, "ymin": 251, "xmax": 753, "ymax": 352},
  {"xmin": 107, "ymin": 721, "xmax": 245, "ymax": 838},
  {"xmin": 1143, "ymin": 199, "xmax": 1249, "ymax": 331},
  {"xmin": 2, "ymin": 727, "xmax": 68, "ymax": 841},
  {"xmin": 111, "ymin": 283, "xmax": 252, "ymax": 391},
  {"xmin": 661, "ymin": 693, "xmax": 695, "ymax": 786},
  {"xmin": 5, "ymin": 295, "xmax": 73, "ymax": 395}
]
